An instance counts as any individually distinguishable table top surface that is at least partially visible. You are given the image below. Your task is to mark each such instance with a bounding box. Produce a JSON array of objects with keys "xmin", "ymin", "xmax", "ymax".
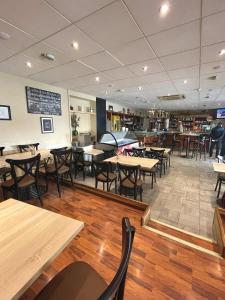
[
  {"xmin": 179, "ymin": 133, "xmax": 200, "ymax": 137},
  {"xmin": 104, "ymin": 155, "xmax": 158, "ymax": 169},
  {"xmin": 0, "ymin": 199, "xmax": 84, "ymax": 300},
  {"xmin": 213, "ymin": 162, "xmax": 225, "ymax": 173},
  {"xmin": 0, "ymin": 149, "xmax": 50, "ymax": 169},
  {"xmin": 85, "ymin": 148, "xmax": 104, "ymax": 156}
]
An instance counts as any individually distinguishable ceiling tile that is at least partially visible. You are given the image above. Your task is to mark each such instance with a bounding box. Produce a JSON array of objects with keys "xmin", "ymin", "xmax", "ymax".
[
  {"xmin": 201, "ymin": 61, "xmax": 225, "ymax": 75},
  {"xmin": 0, "ymin": 19, "xmax": 37, "ymax": 56},
  {"xmin": 46, "ymin": 0, "xmax": 114, "ymax": 22},
  {"xmin": 43, "ymin": 25, "xmax": 103, "ymax": 59},
  {"xmin": 173, "ymin": 78, "xmax": 199, "ymax": 92},
  {"xmin": 147, "ymin": 21, "xmax": 200, "ymax": 57},
  {"xmin": 124, "ymin": 0, "xmax": 201, "ymax": 36},
  {"xmin": 57, "ymin": 73, "xmax": 111, "ymax": 89},
  {"xmin": 0, "ymin": 0, "xmax": 70, "ymax": 39},
  {"xmin": 21, "ymin": 42, "xmax": 72, "ymax": 67},
  {"xmin": 138, "ymin": 72, "xmax": 170, "ymax": 85},
  {"xmin": 128, "ymin": 58, "xmax": 163, "ymax": 76},
  {"xmin": 30, "ymin": 60, "xmax": 94, "ymax": 84},
  {"xmin": 201, "ymin": 42, "xmax": 225, "ymax": 63},
  {"xmin": 79, "ymin": 51, "xmax": 121, "ymax": 71},
  {"xmin": 168, "ymin": 66, "xmax": 199, "ymax": 80},
  {"xmin": 110, "ymin": 38, "xmax": 156, "ymax": 65},
  {"xmin": 0, "ymin": 54, "xmax": 49, "ymax": 77},
  {"xmin": 0, "ymin": 45, "xmax": 15, "ymax": 62},
  {"xmin": 102, "ymin": 67, "xmax": 134, "ymax": 80},
  {"xmin": 202, "ymin": 0, "xmax": 225, "ymax": 17},
  {"xmin": 160, "ymin": 49, "xmax": 200, "ymax": 71},
  {"xmin": 202, "ymin": 11, "xmax": 225, "ymax": 46},
  {"xmin": 76, "ymin": 1, "xmax": 143, "ymax": 49}
]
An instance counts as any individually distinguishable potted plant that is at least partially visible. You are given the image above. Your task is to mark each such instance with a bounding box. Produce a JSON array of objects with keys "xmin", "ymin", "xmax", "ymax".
[{"xmin": 71, "ymin": 114, "xmax": 80, "ymax": 142}]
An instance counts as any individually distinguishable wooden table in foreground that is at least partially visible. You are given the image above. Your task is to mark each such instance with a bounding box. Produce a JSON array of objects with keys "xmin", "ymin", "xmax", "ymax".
[
  {"xmin": 0, "ymin": 199, "xmax": 84, "ymax": 300},
  {"xmin": 0, "ymin": 149, "xmax": 51, "ymax": 169},
  {"xmin": 145, "ymin": 147, "xmax": 171, "ymax": 155},
  {"xmin": 213, "ymin": 162, "xmax": 225, "ymax": 173},
  {"xmin": 104, "ymin": 155, "xmax": 158, "ymax": 169}
]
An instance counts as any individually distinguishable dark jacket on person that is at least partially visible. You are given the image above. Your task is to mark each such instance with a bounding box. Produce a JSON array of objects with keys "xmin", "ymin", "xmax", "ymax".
[{"xmin": 210, "ymin": 126, "xmax": 224, "ymax": 141}]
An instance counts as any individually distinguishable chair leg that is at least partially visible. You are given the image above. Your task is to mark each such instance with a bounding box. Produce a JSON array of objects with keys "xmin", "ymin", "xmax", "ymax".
[
  {"xmin": 215, "ymin": 178, "xmax": 219, "ymax": 191},
  {"xmin": 95, "ymin": 179, "xmax": 98, "ymax": 189},
  {"xmin": 140, "ymin": 188, "xmax": 143, "ymax": 202},
  {"xmin": 2, "ymin": 187, "xmax": 7, "ymax": 200},
  {"xmin": 151, "ymin": 173, "xmax": 154, "ymax": 189},
  {"xmin": 45, "ymin": 173, "xmax": 48, "ymax": 192},
  {"xmin": 115, "ymin": 179, "xmax": 117, "ymax": 194},
  {"xmin": 69, "ymin": 170, "xmax": 73, "ymax": 185},
  {"xmin": 56, "ymin": 176, "xmax": 61, "ymax": 197},
  {"xmin": 35, "ymin": 182, "xmax": 43, "ymax": 206},
  {"xmin": 83, "ymin": 168, "xmax": 85, "ymax": 181},
  {"xmin": 217, "ymin": 180, "xmax": 222, "ymax": 198}
]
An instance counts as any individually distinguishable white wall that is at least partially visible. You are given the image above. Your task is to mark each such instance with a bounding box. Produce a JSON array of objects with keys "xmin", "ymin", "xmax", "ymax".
[{"xmin": 0, "ymin": 72, "xmax": 70, "ymax": 150}]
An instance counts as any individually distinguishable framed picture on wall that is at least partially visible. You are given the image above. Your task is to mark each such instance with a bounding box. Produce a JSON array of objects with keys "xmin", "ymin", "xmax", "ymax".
[
  {"xmin": 109, "ymin": 105, "xmax": 113, "ymax": 111},
  {"xmin": 40, "ymin": 117, "xmax": 54, "ymax": 134},
  {"xmin": 0, "ymin": 105, "xmax": 11, "ymax": 120}
]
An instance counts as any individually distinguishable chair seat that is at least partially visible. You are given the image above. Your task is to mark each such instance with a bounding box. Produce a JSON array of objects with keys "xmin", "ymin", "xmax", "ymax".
[
  {"xmin": 0, "ymin": 167, "xmax": 11, "ymax": 176},
  {"xmin": 96, "ymin": 172, "xmax": 117, "ymax": 182},
  {"xmin": 218, "ymin": 173, "xmax": 225, "ymax": 181},
  {"xmin": 35, "ymin": 261, "xmax": 107, "ymax": 300},
  {"xmin": 1, "ymin": 175, "xmax": 35, "ymax": 188},
  {"xmin": 141, "ymin": 166, "xmax": 157, "ymax": 173},
  {"xmin": 44, "ymin": 164, "xmax": 69, "ymax": 175},
  {"xmin": 121, "ymin": 178, "xmax": 143, "ymax": 189}
]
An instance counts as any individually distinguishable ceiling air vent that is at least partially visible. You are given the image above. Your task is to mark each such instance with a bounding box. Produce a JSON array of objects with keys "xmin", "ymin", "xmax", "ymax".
[
  {"xmin": 207, "ymin": 75, "xmax": 217, "ymax": 80},
  {"xmin": 158, "ymin": 94, "xmax": 185, "ymax": 101}
]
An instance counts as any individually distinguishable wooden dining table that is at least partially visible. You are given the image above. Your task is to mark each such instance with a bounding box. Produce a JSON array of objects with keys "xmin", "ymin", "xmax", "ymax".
[
  {"xmin": 0, "ymin": 149, "xmax": 51, "ymax": 169},
  {"xmin": 0, "ymin": 199, "xmax": 84, "ymax": 300},
  {"xmin": 104, "ymin": 155, "xmax": 159, "ymax": 169},
  {"xmin": 213, "ymin": 162, "xmax": 225, "ymax": 173}
]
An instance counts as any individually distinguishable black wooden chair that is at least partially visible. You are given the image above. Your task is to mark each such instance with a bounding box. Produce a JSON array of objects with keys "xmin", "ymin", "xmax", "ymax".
[
  {"xmin": 42, "ymin": 148, "xmax": 73, "ymax": 197},
  {"xmin": 123, "ymin": 148, "xmax": 133, "ymax": 156},
  {"xmin": 139, "ymin": 150, "xmax": 157, "ymax": 189},
  {"xmin": 215, "ymin": 172, "xmax": 225, "ymax": 198},
  {"xmin": 94, "ymin": 161, "xmax": 117, "ymax": 192},
  {"xmin": 72, "ymin": 149, "xmax": 92, "ymax": 180},
  {"xmin": 0, "ymin": 146, "xmax": 11, "ymax": 182},
  {"xmin": 118, "ymin": 163, "xmax": 143, "ymax": 201},
  {"xmin": 149, "ymin": 148, "xmax": 167, "ymax": 178},
  {"xmin": 1, "ymin": 154, "xmax": 42, "ymax": 205},
  {"xmin": 34, "ymin": 217, "xmax": 135, "ymax": 300},
  {"xmin": 132, "ymin": 147, "xmax": 146, "ymax": 157},
  {"xmin": 18, "ymin": 143, "xmax": 40, "ymax": 153}
]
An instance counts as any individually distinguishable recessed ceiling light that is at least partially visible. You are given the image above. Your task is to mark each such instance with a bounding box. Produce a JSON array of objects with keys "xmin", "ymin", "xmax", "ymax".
[
  {"xmin": 219, "ymin": 49, "xmax": 225, "ymax": 56},
  {"xmin": 168, "ymin": 93, "xmax": 171, "ymax": 96},
  {"xmin": 0, "ymin": 32, "xmax": 11, "ymax": 40},
  {"xmin": 95, "ymin": 76, "xmax": 100, "ymax": 82},
  {"xmin": 26, "ymin": 61, "xmax": 32, "ymax": 68},
  {"xmin": 184, "ymin": 79, "xmax": 187, "ymax": 84},
  {"xmin": 159, "ymin": 3, "xmax": 170, "ymax": 17},
  {"xmin": 72, "ymin": 41, "xmax": 79, "ymax": 50},
  {"xmin": 143, "ymin": 65, "xmax": 148, "ymax": 72},
  {"xmin": 218, "ymin": 103, "xmax": 221, "ymax": 106},
  {"xmin": 121, "ymin": 89, "xmax": 125, "ymax": 92},
  {"xmin": 138, "ymin": 86, "xmax": 142, "ymax": 91}
]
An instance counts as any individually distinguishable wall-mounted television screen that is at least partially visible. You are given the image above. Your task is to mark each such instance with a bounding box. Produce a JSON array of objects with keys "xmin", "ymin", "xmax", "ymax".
[{"xmin": 217, "ymin": 108, "xmax": 225, "ymax": 119}]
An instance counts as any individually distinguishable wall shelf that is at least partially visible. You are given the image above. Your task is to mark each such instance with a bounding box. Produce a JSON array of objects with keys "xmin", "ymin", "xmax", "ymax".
[{"xmin": 70, "ymin": 110, "xmax": 96, "ymax": 115}]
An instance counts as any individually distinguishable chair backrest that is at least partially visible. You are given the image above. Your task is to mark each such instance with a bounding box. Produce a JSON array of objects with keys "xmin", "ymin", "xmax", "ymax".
[
  {"xmin": 73, "ymin": 149, "xmax": 84, "ymax": 164},
  {"xmin": 123, "ymin": 148, "xmax": 133, "ymax": 156},
  {"xmin": 0, "ymin": 146, "xmax": 5, "ymax": 156},
  {"xmin": 93, "ymin": 161, "xmax": 113, "ymax": 180},
  {"xmin": 6, "ymin": 154, "xmax": 41, "ymax": 187},
  {"xmin": 51, "ymin": 148, "xmax": 72, "ymax": 172},
  {"xmin": 145, "ymin": 149, "xmax": 164, "ymax": 160},
  {"xmin": 98, "ymin": 217, "xmax": 135, "ymax": 300},
  {"xmin": 118, "ymin": 163, "xmax": 140, "ymax": 188},
  {"xmin": 132, "ymin": 147, "xmax": 146, "ymax": 157},
  {"xmin": 18, "ymin": 144, "xmax": 30, "ymax": 153},
  {"xmin": 30, "ymin": 143, "xmax": 39, "ymax": 150},
  {"xmin": 51, "ymin": 146, "xmax": 67, "ymax": 152}
]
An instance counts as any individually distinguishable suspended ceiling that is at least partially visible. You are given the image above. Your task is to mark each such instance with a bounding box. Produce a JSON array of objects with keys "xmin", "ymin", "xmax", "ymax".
[{"xmin": 0, "ymin": 0, "xmax": 225, "ymax": 110}]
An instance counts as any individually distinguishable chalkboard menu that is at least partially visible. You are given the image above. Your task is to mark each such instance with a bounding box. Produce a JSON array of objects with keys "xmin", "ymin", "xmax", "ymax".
[{"xmin": 26, "ymin": 86, "xmax": 61, "ymax": 115}]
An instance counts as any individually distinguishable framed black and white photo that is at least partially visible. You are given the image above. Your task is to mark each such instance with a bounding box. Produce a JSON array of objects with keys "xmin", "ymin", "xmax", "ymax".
[
  {"xmin": 40, "ymin": 117, "xmax": 54, "ymax": 134},
  {"xmin": 108, "ymin": 105, "xmax": 113, "ymax": 111},
  {"xmin": 0, "ymin": 105, "xmax": 11, "ymax": 120}
]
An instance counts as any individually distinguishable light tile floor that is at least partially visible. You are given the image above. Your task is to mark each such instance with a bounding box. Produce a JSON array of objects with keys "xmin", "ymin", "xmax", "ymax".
[{"xmin": 75, "ymin": 154, "xmax": 219, "ymax": 239}]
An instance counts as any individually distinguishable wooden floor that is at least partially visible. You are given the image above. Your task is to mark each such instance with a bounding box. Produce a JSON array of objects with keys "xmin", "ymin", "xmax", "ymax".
[{"xmin": 4, "ymin": 184, "xmax": 225, "ymax": 300}]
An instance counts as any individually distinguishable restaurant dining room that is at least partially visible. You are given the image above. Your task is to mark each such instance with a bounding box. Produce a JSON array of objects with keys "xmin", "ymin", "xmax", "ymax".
[{"xmin": 1, "ymin": 1, "xmax": 225, "ymax": 299}]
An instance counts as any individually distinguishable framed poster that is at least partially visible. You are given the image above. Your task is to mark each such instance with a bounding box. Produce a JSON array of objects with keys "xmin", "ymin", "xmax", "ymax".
[
  {"xmin": 108, "ymin": 105, "xmax": 113, "ymax": 111},
  {"xmin": 40, "ymin": 117, "xmax": 54, "ymax": 134},
  {"xmin": 0, "ymin": 105, "xmax": 11, "ymax": 120}
]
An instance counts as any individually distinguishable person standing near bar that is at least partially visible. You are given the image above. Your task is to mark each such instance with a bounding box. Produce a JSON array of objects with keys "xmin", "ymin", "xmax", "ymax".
[{"xmin": 209, "ymin": 122, "xmax": 224, "ymax": 158}]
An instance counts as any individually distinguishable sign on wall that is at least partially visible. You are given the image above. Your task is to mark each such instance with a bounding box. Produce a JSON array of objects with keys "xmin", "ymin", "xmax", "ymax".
[{"xmin": 26, "ymin": 86, "xmax": 61, "ymax": 115}]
